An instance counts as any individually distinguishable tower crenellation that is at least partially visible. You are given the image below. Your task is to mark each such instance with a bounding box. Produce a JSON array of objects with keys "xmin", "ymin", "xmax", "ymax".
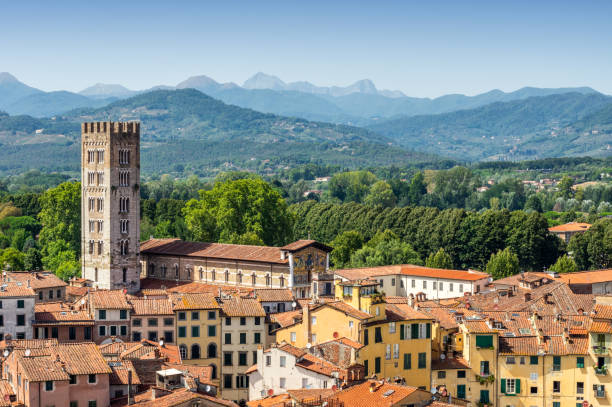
[{"xmin": 81, "ymin": 121, "xmax": 141, "ymax": 292}]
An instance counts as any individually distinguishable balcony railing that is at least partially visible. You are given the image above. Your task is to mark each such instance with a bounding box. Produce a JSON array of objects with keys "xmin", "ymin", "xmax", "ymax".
[
  {"xmin": 593, "ymin": 345, "xmax": 608, "ymax": 355},
  {"xmin": 595, "ymin": 390, "xmax": 606, "ymax": 398},
  {"xmin": 595, "ymin": 366, "xmax": 609, "ymax": 376}
]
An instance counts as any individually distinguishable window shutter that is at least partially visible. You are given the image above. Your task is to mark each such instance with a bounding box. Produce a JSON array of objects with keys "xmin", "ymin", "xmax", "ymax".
[
  {"xmin": 515, "ymin": 379, "xmax": 520, "ymax": 394},
  {"xmin": 426, "ymin": 323, "xmax": 431, "ymax": 339},
  {"xmin": 403, "ymin": 353, "xmax": 411, "ymax": 369},
  {"xmin": 400, "ymin": 325, "xmax": 405, "ymax": 340},
  {"xmin": 501, "ymin": 379, "xmax": 506, "ymax": 394},
  {"xmin": 411, "ymin": 324, "xmax": 419, "ymax": 339}
]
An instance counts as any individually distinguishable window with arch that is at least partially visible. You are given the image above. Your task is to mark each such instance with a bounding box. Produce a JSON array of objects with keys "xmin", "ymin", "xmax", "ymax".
[
  {"xmin": 211, "ymin": 270, "xmax": 216, "ymax": 281},
  {"xmin": 179, "ymin": 345, "xmax": 187, "ymax": 359},
  {"xmin": 225, "ymin": 269, "xmax": 229, "ymax": 283},
  {"xmin": 119, "ymin": 197, "xmax": 130, "ymax": 213},
  {"xmin": 207, "ymin": 343, "xmax": 217, "ymax": 358},
  {"xmin": 120, "ymin": 240, "xmax": 128, "ymax": 256},
  {"xmin": 174, "ymin": 264, "xmax": 179, "ymax": 279},
  {"xmin": 266, "ymin": 274, "xmax": 271, "ymax": 287},
  {"xmin": 199, "ymin": 268, "xmax": 204, "ymax": 281},
  {"xmin": 251, "ymin": 274, "xmax": 256, "ymax": 286},
  {"xmin": 120, "ymin": 219, "xmax": 129, "ymax": 234},
  {"xmin": 186, "ymin": 267, "xmax": 191, "ymax": 279},
  {"xmin": 161, "ymin": 264, "xmax": 167, "ymax": 277},
  {"xmin": 191, "ymin": 344, "xmax": 201, "ymax": 359},
  {"xmin": 279, "ymin": 275, "xmax": 285, "ymax": 288}
]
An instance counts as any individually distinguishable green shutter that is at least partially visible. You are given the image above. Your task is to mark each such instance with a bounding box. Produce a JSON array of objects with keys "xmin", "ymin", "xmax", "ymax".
[
  {"xmin": 364, "ymin": 329, "xmax": 369, "ymax": 345},
  {"xmin": 364, "ymin": 360, "xmax": 368, "ymax": 376},
  {"xmin": 411, "ymin": 323, "xmax": 419, "ymax": 339},
  {"xmin": 457, "ymin": 385, "xmax": 466, "ymax": 399},
  {"xmin": 403, "ymin": 353, "xmax": 411, "ymax": 369},
  {"xmin": 375, "ymin": 357, "xmax": 381, "ymax": 373},
  {"xmin": 426, "ymin": 323, "xmax": 431, "ymax": 339},
  {"xmin": 476, "ymin": 335, "xmax": 493, "ymax": 348},
  {"xmin": 515, "ymin": 379, "xmax": 520, "ymax": 394},
  {"xmin": 400, "ymin": 324, "xmax": 405, "ymax": 340},
  {"xmin": 500, "ymin": 379, "xmax": 506, "ymax": 394},
  {"xmin": 577, "ymin": 357, "xmax": 584, "ymax": 368}
]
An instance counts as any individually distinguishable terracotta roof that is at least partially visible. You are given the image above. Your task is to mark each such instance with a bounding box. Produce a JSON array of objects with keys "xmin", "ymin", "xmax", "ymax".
[
  {"xmin": 67, "ymin": 285, "xmax": 89, "ymax": 298},
  {"xmin": 140, "ymin": 289, "xmax": 168, "ymax": 297},
  {"xmin": 0, "ymin": 338, "xmax": 58, "ymax": 349},
  {"xmin": 0, "ymin": 281, "xmax": 35, "ymax": 297},
  {"xmin": 141, "ymin": 238, "xmax": 288, "ymax": 264},
  {"xmin": 335, "ymin": 337, "xmax": 364, "ymax": 350},
  {"xmin": 287, "ymin": 388, "xmax": 338, "ymax": 402},
  {"xmin": 131, "ymin": 299, "xmax": 174, "ymax": 315},
  {"xmin": 544, "ymin": 335, "xmax": 589, "ymax": 355},
  {"xmin": 269, "ymin": 310, "xmax": 301, "ymax": 328},
  {"xmin": 431, "ymin": 357, "xmax": 470, "ymax": 370},
  {"xmin": 7, "ymin": 271, "xmax": 67, "ymax": 288},
  {"xmin": 254, "ymin": 288, "xmax": 294, "ymax": 302},
  {"xmin": 297, "ymin": 352, "xmax": 348, "ymax": 379},
  {"xmin": 335, "ymin": 264, "xmax": 489, "ymax": 282},
  {"xmin": 53, "ymin": 343, "xmax": 113, "ymax": 375},
  {"xmin": 386, "ymin": 303, "xmax": 432, "ymax": 321},
  {"xmin": 171, "ymin": 293, "xmax": 219, "ymax": 310},
  {"xmin": 280, "ymin": 240, "xmax": 332, "ymax": 252},
  {"xmin": 245, "ymin": 364, "xmax": 258, "ymax": 374},
  {"xmin": 420, "ymin": 307, "xmax": 461, "ymax": 330},
  {"xmin": 549, "ymin": 222, "xmax": 591, "ymax": 232},
  {"xmin": 498, "ymin": 336, "xmax": 542, "ymax": 355},
  {"xmin": 112, "ymin": 388, "xmax": 239, "ymax": 407},
  {"xmin": 491, "ymin": 272, "xmax": 552, "ymax": 286},
  {"xmin": 34, "ymin": 309, "xmax": 94, "ymax": 325},
  {"xmin": 593, "ymin": 304, "xmax": 612, "ymax": 319},
  {"xmin": 162, "ymin": 363, "xmax": 213, "ymax": 385},
  {"xmin": 320, "ymin": 301, "xmax": 371, "ymax": 320},
  {"xmin": 559, "ymin": 269, "xmax": 612, "ymax": 285},
  {"xmin": 591, "ymin": 321, "xmax": 612, "ymax": 333},
  {"xmin": 221, "ymin": 297, "xmax": 266, "ymax": 317},
  {"xmin": 276, "ymin": 343, "xmax": 307, "ymax": 358},
  {"xmin": 18, "ymin": 356, "xmax": 70, "ymax": 382},
  {"xmin": 246, "ymin": 394, "xmax": 290, "ymax": 407},
  {"xmin": 110, "ymin": 360, "xmax": 142, "ymax": 385},
  {"xmin": 0, "ymin": 380, "xmax": 13, "ymax": 407},
  {"xmin": 462, "ymin": 320, "xmax": 497, "ymax": 334},
  {"xmin": 89, "ymin": 289, "xmax": 131, "ymax": 309},
  {"xmin": 331, "ymin": 380, "xmax": 423, "ymax": 407},
  {"xmin": 140, "ymin": 278, "xmax": 254, "ymax": 296}
]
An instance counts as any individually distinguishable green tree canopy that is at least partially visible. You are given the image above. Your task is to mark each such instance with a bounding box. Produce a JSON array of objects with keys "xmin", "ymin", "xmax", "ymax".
[
  {"xmin": 425, "ymin": 248, "xmax": 454, "ymax": 269},
  {"xmin": 0, "ymin": 247, "xmax": 25, "ymax": 271},
  {"xmin": 568, "ymin": 218, "xmax": 611, "ymax": 270},
  {"xmin": 328, "ymin": 171, "xmax": 378, "ymax": 203},
  {"xmin": 330, "ymin": 230, "xmax": 364, "ymax": 268},
  {"xmin": 408, "ymin": 172, "xmax": 427, "ymax": 205},
  {"xmin": 38, "ymin": 182, "xmax": 81, "ymax": 255},
  {"xmin": 432, "ymin": 167, "xmax": 479, "ymax": 209},
  {"xmin": 557, "ymin": 176, "xmax": 575, "ymax": 199},
  {"xmin": 486, "ymin": 247, "xmax": 520, "ymax": 279},
  {"xmin": 364, "ymin": 181, "xmax": 396, "ymax": 208},
  {"xmin": 350, "ymin": 229, "xmax": 422, "ymax": 268},
  {"xmin": 24, "ymin": 248, "xmax": 43, "ymax": 271},
  {"xmin": 183, "ymin": 178, "xmax": 293, "ymax": 246},
  {"xmin": 549, "ymin": 254, "xmax": 578, "ymax": 273},
  {"xmin": 55, "ymin": 259, "xmax": 81, "ymax": 281}
]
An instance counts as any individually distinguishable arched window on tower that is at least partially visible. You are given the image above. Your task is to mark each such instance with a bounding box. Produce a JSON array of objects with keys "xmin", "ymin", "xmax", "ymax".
[
  {"xmin": 266, "ymin": 274, "xmax": 271, "ymax": 287},
  {"xmin": 179, "ymin": 345, "xmax": 187, "ymax": 359},
  {"xmin": 207, "ymin": 343, "xmax": 217, "ymax": 358},
  {"xmin": 191, "ymin": 344, "xmax": 201, "ymax": 359},
  {"xmin": 251, "ymin": 274, "xmax": 256, "ymax": 286}
]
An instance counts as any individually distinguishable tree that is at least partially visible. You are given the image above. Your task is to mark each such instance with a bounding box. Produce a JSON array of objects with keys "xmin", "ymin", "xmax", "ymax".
[
  {"xmin": 558, "ymin": 176, "xmax": 574, "ymax": 199},
  {"xmin": 549, "ymin": 255, "xmax": 578, "ymax": 273},
  {"xmin": 350, "ymin": 230, "xmax": 422, "ymax": 267},
  {"xmin": 364, "ymin": 181, "xmax": 396, "ymax": 208},
  {"xmin": 505, "ymin": 211, "xmax": 561, "ymax": 270},
  {"xmin": 432, "ymin": 167, "xmax": 478, "ymax": 209},
  {"xmin": 568, "ymin": 218, "xmax": 611, "ymax": 270},
  {"xmin": 38, "ymin": 182, "xmax": 81, "ymax": 255},
  {"xmin": 183, "ymin": 178, "xmax": 293, "ymax": 246},
  {"xmin": 524, "ymin": 195, "xmax": 543, "ymax": 213},
  {"xmin": 425, "ymin": 248, "xmax": 454, "ymax": 269},
  {"xmin": 42, "ymin": 239, "xmax": 77, "ymax": 273},
  {"xmin": 330, "ymin": 230, "xmax": 364, "ymax": 268},
  {"xmin": 0, "ymin": 247, "xmax": 25, "ymax": 271},
  {"xmin": 486, "ymin": 248, "xmax": 519, "ymax": 279},
  {"xmin": 328, "ymin": 171, "xmax": 377, "ymax": 203},
  {"xmin": 56, "ymin": 259, "xmax": 81, "ymax": 281},
  {"xmin": 407, "ymin": 172, "xmax": 427, "ymax": 205},
  {"xmin": 24, "ymin": 248, "xmax": 43, "ymax": 271}
]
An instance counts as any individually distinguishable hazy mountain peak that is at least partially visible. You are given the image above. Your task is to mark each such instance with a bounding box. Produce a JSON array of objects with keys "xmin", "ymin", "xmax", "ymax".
[
  {"xmin": 0, "ymin": 72, "xmax": 20, "ymax": 84},
  {"xmin": 79, "ymin": 83, "xmax": 134, "ymax": 98},
  {"xmin": 176, "ymin": 75, "xmax": 219, "ymax": 89},
  {"xmin": 243, "ymin": 72, "xmax": 286, "ymax": 90}
]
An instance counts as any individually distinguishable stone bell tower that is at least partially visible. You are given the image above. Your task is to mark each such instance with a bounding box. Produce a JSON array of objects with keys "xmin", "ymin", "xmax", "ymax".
[{"xmin": 81, "ymin": 121, "xmax": 141, "ymax": 292}]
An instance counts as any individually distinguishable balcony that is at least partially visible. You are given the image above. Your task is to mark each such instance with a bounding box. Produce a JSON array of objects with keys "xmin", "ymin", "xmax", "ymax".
[
  {"xmin": 593, "ymin": 345, "xmax": 609, "ymax": 355},
  {"xmin": 595, "ymin": 389, "xmax": 606, "ymax": 398},
  {"xmin": 595, "ymin": 366, "xmax": 609, "ymax": 376}
]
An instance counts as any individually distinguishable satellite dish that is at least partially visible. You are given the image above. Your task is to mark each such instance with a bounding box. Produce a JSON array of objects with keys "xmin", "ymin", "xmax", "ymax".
[
  {"xmin": 205, "ymin": 385, "xmax": 211, "ymax": 392},
  {"xmin": 2, "ymin": 350, "xmax": 9, "ymax": 357},
  {"xmin": 24, "ymin": 349, "xmax": 31, "ymax": 357},
  {"xmin": 159, "ymin": 339, "xmax": 164, "ymax": 347},
  {"xmin": 306, "ymin": 343, "xmax": 312, "ymax": 349},
  {"xmin": 291, "ymin": 302, "xmax": 297, "ymax": 309},
  {"xmin": 268, "ymin": 389, "xmax": 274, "ymax": 396},
  {"xmin": 431, "ymin": 388, "xmax": 437, "ymax": 394},
  {"xmin": 81, "ymin": 299, "xmax": 85, "ymax": 305},
  {"xmin": 440, "ymin": 354, "xmax": 446, "ymax": 360}
]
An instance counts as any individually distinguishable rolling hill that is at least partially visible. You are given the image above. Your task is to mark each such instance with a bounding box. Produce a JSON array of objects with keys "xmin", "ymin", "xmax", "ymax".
[
  {"xmin": 0, "ymin": 89, "xmax": 440, "ymax": 176},
  {"xmin": 368, "ymin": 93, "xmax": 612, "ymax": 160}
]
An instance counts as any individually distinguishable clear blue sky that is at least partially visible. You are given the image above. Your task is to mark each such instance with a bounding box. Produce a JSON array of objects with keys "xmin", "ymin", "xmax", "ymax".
[{"xmin": 2, "ymin": 0, "xmax": 611, "ymax": 97}]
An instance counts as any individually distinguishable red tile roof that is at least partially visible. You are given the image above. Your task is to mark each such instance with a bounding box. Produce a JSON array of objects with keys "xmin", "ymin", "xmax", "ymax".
[
  {"xmin": 335, "ymin": 264, "xmax": 489, "ymax": 282},
  {"xmin": 220, "ymin": 297, "xmax": 266, "ymax": 317},
  {"xmin": 280, "ymin": 240, "xmax": 332, "ymax": 252},
  {"xmin": 171, "ymin": 293, "xmax": 219, "ymax": 310},
  {"xmin": 431, "ymin": 357, "xmax": 470, "ymax": 370},
  {"xmin": 549, "ymin": 222, "xmax": 591, "ymax": 232},
  {"xmin": 559, "ymin": 269, "xmax": 612, "ymax": 285},
  {"xmin": 331, "ymin": 380, "xmax": 424, "ymax": 407},
  {"xmin": 0, "ymin": 281, "xmax": 35, "ymax": 297},
  {"xmin": 141, "ymin": 238, "xmax": 287, "ymax": 264},
  {"xmin": 130, "ymin": 299, "xmax": 174, "ymax": 315},
  {"xmin": 89, "ymin": 289, "xmax": 131, "ymax": 309},
  {"xmin": 254, "ymin": 288, "xmax": 294, "ymax": 302},
  {"xmin": 34, "ymin": 309, "xmax": 94, "ymax": 325},
  {"xmin": 110, "ymin": 360, "xmax": 142, "ymax": 385},
  {"xmin": 7, "ymin": 271, "xmax": 67, "ymax": 288}
]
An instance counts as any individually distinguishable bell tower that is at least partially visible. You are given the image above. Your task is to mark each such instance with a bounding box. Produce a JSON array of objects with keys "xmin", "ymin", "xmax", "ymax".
[{"xmin": 81, "ymin": 121, "xmax": 141, "ymax": 292}]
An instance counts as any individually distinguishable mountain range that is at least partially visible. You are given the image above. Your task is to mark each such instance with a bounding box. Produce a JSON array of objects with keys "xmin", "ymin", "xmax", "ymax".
[{"xmin": 0, "ymin": 72, "xmax": 601, "ymax": 124}]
